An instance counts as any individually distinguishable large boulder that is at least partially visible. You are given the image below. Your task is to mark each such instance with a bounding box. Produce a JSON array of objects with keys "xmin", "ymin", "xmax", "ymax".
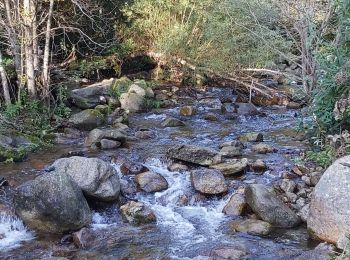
[
  {"xmin": 68, "ymin": 109, "xmax": 105, "ymax": 131},
  {"xmin": 69, "ymin": 77, "xmax": 131, "ymax": 109},
  {"xmin": 119, "ymin": 84, "xmax": 147, "ymax": 112},
  {"xmin": 167, "ymin": 145, "xmax": 221, "ymax": 166},
  {"xmin": 135, "ymin": 171, "xmax": 168, "ymax": 193},
  {"xmin": 51, "ymin": 156, "xmax": 120, "ymax": 201},
  {"xmin": 245, "ymin": 184, "xmax": 300, "ymax": 228},
  {"xmin": 14, "ymin": 171, "xmax": 92, "ymax": 233},
  {"xmin": 191, "ymin": 169, "xmax": 228, "ymax": 195},
  {"xmin": 85, "ymin": 128, "xmax": 127, "ymax": 148},
  {"xmin": 308, "ymin": 156, "xmax": 350, "ymax": 245},
  {"xmin": 120, "ymin": 201, "xmax": 156, "ymax": 225}
]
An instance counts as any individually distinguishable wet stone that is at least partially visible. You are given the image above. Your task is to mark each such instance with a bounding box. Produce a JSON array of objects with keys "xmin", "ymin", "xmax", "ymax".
[
  {"xmin": 120, "ymin": 201, "xmax": 157, "ymax": 225},
  {"xmin": 230, "ymin": 219, "xmax": 272, "ymax": 236},
  {"xmin": 135, "ymin": 171, "xmax": 169, "ymax": 193}
]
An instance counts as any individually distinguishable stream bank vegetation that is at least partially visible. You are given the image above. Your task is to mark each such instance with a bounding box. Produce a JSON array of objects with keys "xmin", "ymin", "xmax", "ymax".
[{"xmin": 0, "ymin": 0, "xmax": 349, "ymax": 165}]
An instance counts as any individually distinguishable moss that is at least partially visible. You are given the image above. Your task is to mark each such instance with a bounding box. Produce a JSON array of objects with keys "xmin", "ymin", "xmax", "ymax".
[{"xmin": 0, "ymin": 147, "xmax": 28, "ymax": 163}]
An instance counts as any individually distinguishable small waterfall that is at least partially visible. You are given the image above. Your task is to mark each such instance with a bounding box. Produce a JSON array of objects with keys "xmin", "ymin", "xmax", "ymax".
[
  {"xmin": 114, "ymin": 158, "xmax": 229, "ymax": 254},
  {"xmin": 0, "ymin": 214, "xmax": 34, "ymax": 251}
]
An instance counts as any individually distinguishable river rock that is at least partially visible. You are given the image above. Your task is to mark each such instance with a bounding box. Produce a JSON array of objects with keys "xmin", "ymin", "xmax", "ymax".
[
  {"xmin": 168, "ymin": 163, "xmax": 189, "ymax": 172},
  {"xmin": 203, "ymin": 113, "xmax": 218, "ymax": 121},
  {"xmin": 191, "ymin": 169, "xmax": 228, "ymax": 195},
  {"xmin": 128, "ymin": 84, "xmax": 146, "ymax": 97},
  {"xmin": 161, "ymin": 117, "xmax": 186, "ymax": 127},
  {"xmin": 252, "ymin": 143, "xmax": 275, "ymax": 154},
  {"xmin": 280, "ymin": 179, "xmax": 296, "ymax": 193},
  {"xmin": 100, "ymin": 139, "xmax": 121, "ymax": 149},
  {"xmin": 120, "ymin": 201, "xmax": 156, "ymax": 225},
  {"xmin": 135, "ymin": 130, "xmax": 155, "ymax": 139},
  {"xmin": 307, "ymin": 156, "xmax": 350, "ymax": 245},
  {"xmin": 120, "ymin": 178, "xmax": 138, "ymax": 197},
  {"xmin": 245, "ymin": 184, "xmax": 301, "ymax": 227},
  {"xmin": 14, "ymin": 171, "xmax": 92, "ymax": 233},
  {"xmin": 72, "ymin": 227, "xmax": 96, "ymax": 249},
  {"xmin": 239, "ymin": 132, "xmax": 263, "ymax": 142},
  {"xmin": 223, "ymin": 192, "xmax": 249, "ymax": 216},
  {"xmin": 235, "ymin": 103, "xmax": 259, "ymax": 115},
  {"xmin": 219, "ymin": 146, "xmax": 242, "ymax": 158},
  {"xmin": 120, "ymin": 160, "xmax": 148, "ymax": 175},
  {"xmin": 180, "ymin": 106, "xmax": 195, "ymax": 116},
  {"xmin": 219, "ymin": 140, "xmax": 244, "ymax": 149},
  {"xmin": 120, "ymin": 92, "xmax": 144, "ymax": 112},
  {"xmin": 69, "ymin": 78, "xmax": 123, "ymax": 109},
  {"xmin": 52, "ymin": 156, "xmax": 120, "ymax": 201},
  {"xmin": 287, "ymin": 101, "xmax": 302, "ymax": 109},
  {"xmin": 167, "ymin": 145, "xmax": 221, "ymax": 166},
  {"xmin": 135, "ymin": 171, "xmax": 168, "ymax": 193},
  {"xmin": 210, "ymin": 158, "xmax": 248, "ymax": 176},
  {"xmin": 85, "ymin": 128, "xmax": 127, "ymax": 148},
  {"xmin": 250, "ymin": 159, "xmax": 268, "ymax": 172},
  {"xmin": 68, "ymin": 109, "xmax": 105, "ymax": 131},
  {"xmin": 230, "ymin": 219, "xmax": 272, "ymax": 236}
]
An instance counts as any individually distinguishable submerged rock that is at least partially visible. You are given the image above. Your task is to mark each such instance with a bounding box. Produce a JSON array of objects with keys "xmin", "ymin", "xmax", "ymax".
[
  {"xmin": 308, "ymin": 156, "xmax": 350, "ymax": 245},
  {"xmin": 235, "ymin": 103, "xmax": 259, "ymax": 116},
  {"xmin": 191, "ymin": 168, "xmax": 228, "ymax": 195},
  {"xmin": 14, "ymin": 171, "xmax": 91, "ymax": 233},
  {"xmin": 219, "ymin": 146, "xmax": 242, "ymax": 158},
  {"xmin": 120, "ymin": 201, "xmax": 156, "ymax": 225},
  {"xmin": 120, "ymin": 160, "xmax": 148, "ymax": 175},
  {"xmin": 72, "ymin": 227, "xmax": 96, "ymax": 249},
  {"xmin": 167, "ymin": 144, "xmax": 221, "ymax": 166},
  {"xmin": 180, "ymin": 106, "xmax": 195, "ymax": 116},
  {"xmin": 135, "ymin": 171, "xmax": 168, "ymax": 193},
  {"xmin": 52, "ymin": 156, "xmax": 120, "ymax": 201},
  {"xmin": 239, "ymin": 132, "xmax": 264, "ymax": 142},
  {"xmin": 252, "ymin": 143, "xmax": 275, "ymax": 154},
  {"xmin": 168, "ymin": 163, "xmax": 189, "ymax": 172},
  {"xmin": 245, "ymin": 184, "xmax": 301, "ymax": 228},
  {"xmin": 210, "ymin": 247, "xmax": 248, "ymax": 259},
  {"xmin": 250, "ymin": 159, "xmax": 268, "ymax": 172},
  {"xmin": 161, "ymin": 117, "xmax": 186, "ymax": 127},
  {"xmin": 230, "ymin": 219, "xmax": 272, "ymax": 236},
  {"xmin": 68, "ymin": 109, "xmax": 105, "ymax": 131}
]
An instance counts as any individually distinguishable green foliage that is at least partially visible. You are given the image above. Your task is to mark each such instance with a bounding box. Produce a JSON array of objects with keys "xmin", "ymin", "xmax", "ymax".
[
  {"xmin": 121, "ymin": 0, "xmax": 289, "ymax": 73},
  {"xmin": 143, "ymin": 98, "xmax": 163, "ymax": 110},
  {"xmin": 305, "ymin": 145, "xmax": 336, "ymax": 168},
  {"xmin": 54, "ymin": 84, "xmax": 72, "ymax": 119},
  {"xmin": 311, "ymin": 0, "xmax": 350, "ymax": 137}
]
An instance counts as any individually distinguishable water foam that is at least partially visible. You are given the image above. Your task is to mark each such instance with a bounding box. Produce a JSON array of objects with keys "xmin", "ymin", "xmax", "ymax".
[{"xmin": 0, "ymin": 214, "xmax": 34, "ymax": 251}]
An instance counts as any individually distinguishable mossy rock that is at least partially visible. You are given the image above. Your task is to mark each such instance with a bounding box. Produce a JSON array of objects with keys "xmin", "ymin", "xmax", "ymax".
[
  {"xmin": 0, "ymin": 147, "xmax": 28, "ymax": 163},
  {"xmin": 68, "ymin": 109, "xmax": 106, "ymax": 131}
]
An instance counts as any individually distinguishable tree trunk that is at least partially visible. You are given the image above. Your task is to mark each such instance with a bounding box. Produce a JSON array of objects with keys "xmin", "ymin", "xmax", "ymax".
[
  {"xmin": 42, "ymin": 0, "xmax": 54, "ymax": 100},
  {"xmin": 23, "ymin": 0, "xmax": 36, "ymax": 97},
  {"xmin": 4, "ymin": 0, "xmax": 22, "ymax": 86},
  {"xmin": 0, "ymin": 52, "xmax": 11, "ymax": 105}
]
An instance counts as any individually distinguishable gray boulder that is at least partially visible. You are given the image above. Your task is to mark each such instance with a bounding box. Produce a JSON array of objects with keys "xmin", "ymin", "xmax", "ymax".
[
  {"xmin": 68, "ymin": 109, "xmax": 105, "ymax": 131},
  {"xmin": 191, "ymin": 169, "xmax": 228, "ymax": 195},
  {"xmin": 69, "ymin": 77, "xmax": 131, "ymax": 109},
  {"xmin": 85, "ymin": 128, "xmax": 127, "ymax": 148},
  {"xmin": 14, "ymin": 171, "xmax": 91, "ymax": 233},
  {"xmin": 135, "ymin": 171, "xmax": 168, "ymax": 193},
  {"xmin": 167, "ymin": 144, "xmax": 221, "ymax": 166},
  {"xmin": 245, "ymin": 184, "xmax": 301, "ymax": 228},
  {"xmin": 308, "ymin": 156, "xmax": 350, "ymax": 245},
  {"xmin": 52, "ymin": 156, "xmax": 120, "ymax": 201}
]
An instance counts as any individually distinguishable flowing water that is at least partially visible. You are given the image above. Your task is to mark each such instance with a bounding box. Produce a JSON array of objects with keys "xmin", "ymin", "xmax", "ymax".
[{"xmin": 0, "ymin": 87, "xmax": 315, "ymax": 259}]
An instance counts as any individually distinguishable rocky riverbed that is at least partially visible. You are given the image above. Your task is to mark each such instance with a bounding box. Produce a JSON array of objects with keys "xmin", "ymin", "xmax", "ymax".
[{"xmin": 0, "ymin": 86, "xmax": 336, "ymax": 259}]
